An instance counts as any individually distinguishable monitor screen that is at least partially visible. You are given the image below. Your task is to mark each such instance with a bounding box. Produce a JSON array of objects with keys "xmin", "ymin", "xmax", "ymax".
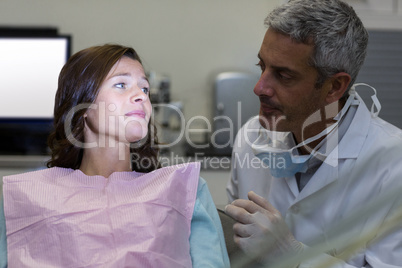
[
  {"xmin": 0, "ymin": 36, "xmax": 70, "ymax": 119},
  {"xmin": 0, "ymin": 35, "xmax": 70, "ymax": 155}
]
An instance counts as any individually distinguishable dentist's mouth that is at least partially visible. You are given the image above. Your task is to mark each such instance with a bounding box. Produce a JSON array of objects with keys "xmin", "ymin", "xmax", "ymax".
[
  {"xmin": 260, "ymin": 103, "xmax": 281, "ymax": 115},
  {"xmin": 259, "ymin": 97, "xmax": 282, "ymax": 115},
  {"xmin": 125, "ymin": 110, "xmax": 146, "ymax": 118}
]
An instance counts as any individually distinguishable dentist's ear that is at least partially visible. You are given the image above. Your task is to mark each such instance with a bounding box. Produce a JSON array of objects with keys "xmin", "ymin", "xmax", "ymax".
[{"xmin": 325, "ymin": 72, "xmax": 352, "ymax": 104}]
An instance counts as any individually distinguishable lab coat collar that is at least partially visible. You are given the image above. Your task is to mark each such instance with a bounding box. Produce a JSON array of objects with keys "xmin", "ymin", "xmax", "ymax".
[
  {"xmin": 294, "ymin": 99, "xmax": 372, "ymax": 202},
  {"xmin": 336, "ymin": 97, "xmax": 372, "ymax": 159},
  {"xmin": 320, "ymin": 97, "xmax": 371, "ymax": 167}
]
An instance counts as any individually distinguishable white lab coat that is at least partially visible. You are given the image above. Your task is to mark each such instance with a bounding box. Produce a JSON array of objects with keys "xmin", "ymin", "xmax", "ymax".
[{"xmin": 227, "ymin": 95, "xmax": 402, "ymax": 267}]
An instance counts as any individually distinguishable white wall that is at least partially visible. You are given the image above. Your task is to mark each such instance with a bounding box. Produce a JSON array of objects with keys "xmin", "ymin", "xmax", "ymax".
[
  {"xmin": 0, "ymin": 0, "xmax": 278, "ymax": 124},
  {"xmin": 0, "ymin": 0, "xmax": 400, "ymax": 128},
  {"xmin": 349, "ymin": 0, "xmax": 402, "ymax": 29}
]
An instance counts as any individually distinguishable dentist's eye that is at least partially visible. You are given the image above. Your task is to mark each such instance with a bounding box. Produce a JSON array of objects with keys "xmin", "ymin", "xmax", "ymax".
[
  {"xmin": 142, "ymin": 87, "xmax": 149, "ymax": 95},
  {"xmin": 256, "ymin": 61, "xmax": 265, "ymax": 72},
  {"xmin": 277, "ymin": 72, "xmax": 291, "ymax": 80}
]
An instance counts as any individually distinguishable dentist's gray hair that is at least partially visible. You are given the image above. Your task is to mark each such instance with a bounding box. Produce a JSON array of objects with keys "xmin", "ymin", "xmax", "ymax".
[{"xmin": 265, "ymin": 0, "xmax": 369, "ymax": 92}]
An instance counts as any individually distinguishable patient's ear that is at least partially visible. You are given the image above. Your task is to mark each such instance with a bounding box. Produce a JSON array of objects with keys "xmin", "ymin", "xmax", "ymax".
[
  {"xmin": 325, "ymin": 72, "xmax": 351, "ymax": 104},
  {"xmin": 83, "ymin": 113, "xmax": 88, "ymax": 128}
]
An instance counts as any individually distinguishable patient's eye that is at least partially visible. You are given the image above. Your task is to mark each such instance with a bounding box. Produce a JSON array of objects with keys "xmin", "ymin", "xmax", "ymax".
[
  {"xmin": 115, "ymin": 83, "xmax": 126, "ymax": 89},
  {"xmin": 141, "ymin": 87, "xmax": 149, "ymax": 95}
]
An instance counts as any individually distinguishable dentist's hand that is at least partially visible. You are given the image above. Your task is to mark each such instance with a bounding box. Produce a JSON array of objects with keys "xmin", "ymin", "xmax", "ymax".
[{"xmin": 224, "ymin": 191, "xmax": 304, "ymax": 263}]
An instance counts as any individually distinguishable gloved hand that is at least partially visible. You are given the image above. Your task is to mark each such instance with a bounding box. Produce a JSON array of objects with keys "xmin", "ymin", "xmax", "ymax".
[{"xmin": 225, "ymin": 191, "xmax": 304, "ymax": 265}]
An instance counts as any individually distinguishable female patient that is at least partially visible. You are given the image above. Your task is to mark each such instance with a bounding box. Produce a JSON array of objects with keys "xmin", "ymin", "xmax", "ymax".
[{"xmin": 0, "ymin": 44, "xmax": 229, "ymax": 267}]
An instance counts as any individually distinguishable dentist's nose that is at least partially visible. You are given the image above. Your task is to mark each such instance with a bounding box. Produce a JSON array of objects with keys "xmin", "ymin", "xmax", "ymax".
[{"xmin": 254, "ymin": 72, "xmax": 275, "ymax": 97}]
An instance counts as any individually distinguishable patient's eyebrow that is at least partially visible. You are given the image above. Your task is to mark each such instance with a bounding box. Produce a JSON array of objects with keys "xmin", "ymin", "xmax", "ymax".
[
  {"xmin": 107, "ymin": 73, "xmax": 149, "ymax": 83},
  {"xmin": 109, "ymin": 72, "xmax": 131, "ymax": 78}
]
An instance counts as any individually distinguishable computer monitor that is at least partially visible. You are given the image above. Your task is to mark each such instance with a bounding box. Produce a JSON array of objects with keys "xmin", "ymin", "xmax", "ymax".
[{"xmin": 0, "ymin": 33, "xmax": 71, "ymax": 155}]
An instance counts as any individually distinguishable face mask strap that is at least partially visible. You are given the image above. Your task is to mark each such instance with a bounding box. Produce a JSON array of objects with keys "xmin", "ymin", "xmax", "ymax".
[
  {"xmin": 334, "ymin": 89, "xmax": 358, "ymax": 120},
  {"xmin": 351, "ymin": 83, "xmax": 382, "ymax": 117},
  {"xmin": 253, "ymin": 83, "xmax": 378, "ymax": 157}
]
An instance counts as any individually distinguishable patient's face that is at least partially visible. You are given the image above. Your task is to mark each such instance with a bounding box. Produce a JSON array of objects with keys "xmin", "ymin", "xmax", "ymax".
[{"xmin": 84, "ymin": 57, "xmax": 152, "ymax": 145}]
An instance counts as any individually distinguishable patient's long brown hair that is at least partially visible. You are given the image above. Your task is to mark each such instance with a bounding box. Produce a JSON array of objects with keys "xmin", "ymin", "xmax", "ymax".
[{"xmin": 47, "ymin": 44, "xmax": 160, "ymax": 172}]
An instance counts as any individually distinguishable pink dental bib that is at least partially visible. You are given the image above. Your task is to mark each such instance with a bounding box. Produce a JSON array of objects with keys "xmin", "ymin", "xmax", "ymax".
[{"xmin": 3, "ymin": 162, "xmax": 200, "ymax": 267}]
